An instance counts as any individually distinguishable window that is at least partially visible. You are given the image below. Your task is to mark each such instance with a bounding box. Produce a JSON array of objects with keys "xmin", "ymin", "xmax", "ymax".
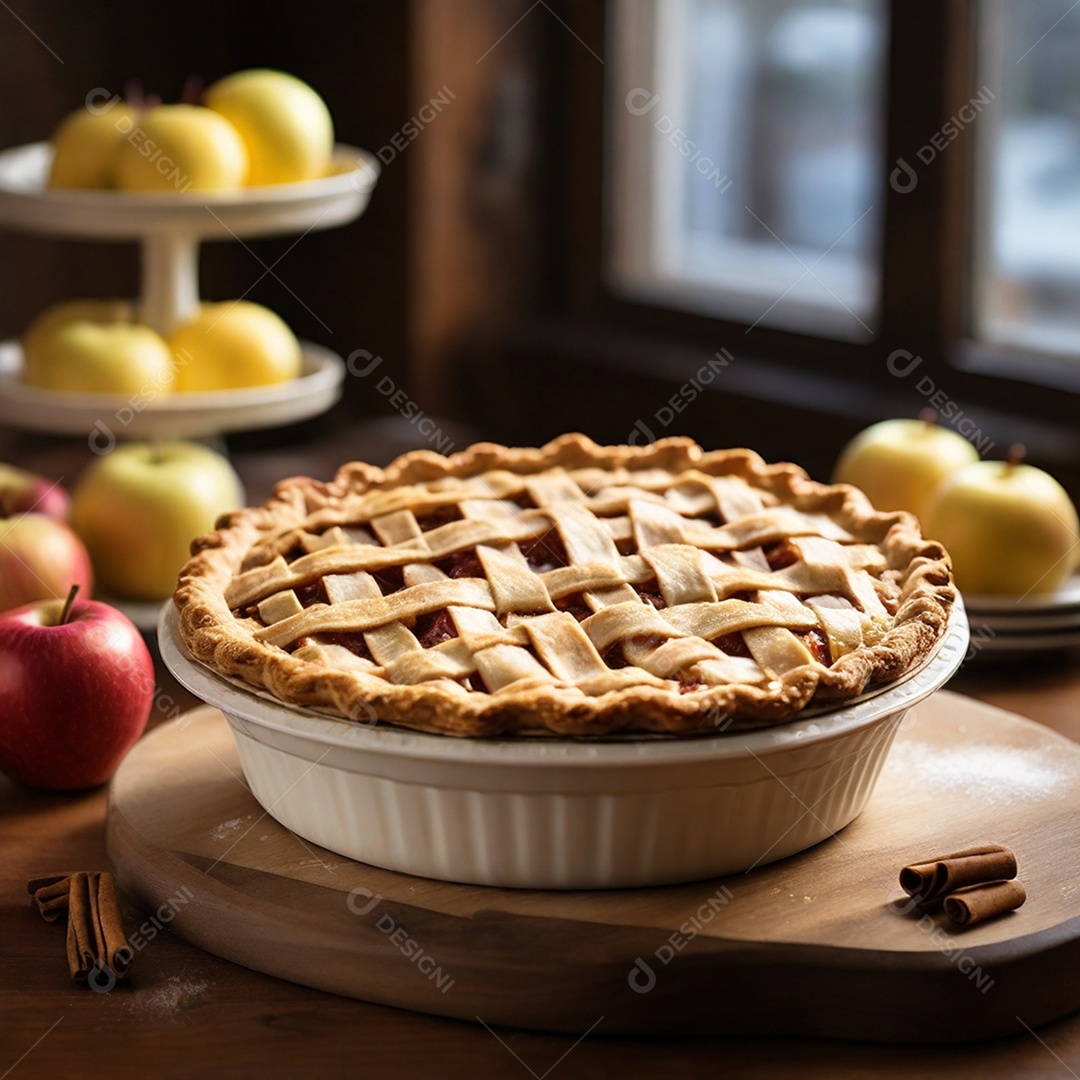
[
  {"xmin": 974, "ymin": 0, "xmax": 1080, "ymax": 360},
  {"xmin": 605, "ymin": 0, "xmax": 1080, "ymax": 382},
  {"xmin": 608, "ymin": 0, "xmax": 888, "ymax": 341},
  {"xmin": 521, "ymin": 0, "xmax": 1080, "ymax": 453}
]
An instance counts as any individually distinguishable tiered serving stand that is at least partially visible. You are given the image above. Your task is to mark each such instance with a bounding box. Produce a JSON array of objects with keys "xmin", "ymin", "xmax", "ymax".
[
  {"xmin": 0, "ymin": 139, "xmax": 379, "ymax": 626},
  {"xmin": 0, "ymin": 140, "xmax": 379, "ymax": 437}
]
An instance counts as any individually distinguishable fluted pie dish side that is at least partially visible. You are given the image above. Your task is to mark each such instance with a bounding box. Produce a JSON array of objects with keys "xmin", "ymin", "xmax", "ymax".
[
  {"xmin": 157, "ymin": 599, "xmax": 969, "ymax": 887},
  {"xmin": 173, "ymin": 434, "xmax": 955, "ymax": 737}
]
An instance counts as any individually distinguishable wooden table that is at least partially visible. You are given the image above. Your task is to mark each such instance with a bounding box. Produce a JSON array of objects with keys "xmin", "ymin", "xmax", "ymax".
[{"xmin": 2, "ymin": 427, "xmax": 1080, "ymax": 1078}]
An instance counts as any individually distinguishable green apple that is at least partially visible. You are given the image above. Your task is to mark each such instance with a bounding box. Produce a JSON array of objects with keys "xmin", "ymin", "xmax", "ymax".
[
  {"xmin": 205, "ymin": 69, "xmax": 333, "ymax": 186},
  {"xmin": 924, "ymin": 453, "xmax": 1079, "ymax": 596},
  {"xmin": 833, "ymin": 418, "xmax": 979, "ymax": 524},
  {"xmin": 21, "ymin": 300, "xmax": 175, "ymax": 395},
  {"xmin": 166, "ymin": 301, "xmax": 302, "ymax": 392},
  {"xmin": 113, "ymin": 104, "xmax": 248, "ymax": 193},
  {"xmin": 70, "ymin": 442, "xmax": 244, "ymax": 601},
  {"xmin": 49, "ymin": 103, "xmax": 139, "ymax": 189}
]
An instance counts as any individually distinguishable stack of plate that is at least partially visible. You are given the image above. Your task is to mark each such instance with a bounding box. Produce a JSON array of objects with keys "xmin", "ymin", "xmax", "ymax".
[{"xmin": 963, "ymin": 575, "xmax": 1080, "ymax": 659}]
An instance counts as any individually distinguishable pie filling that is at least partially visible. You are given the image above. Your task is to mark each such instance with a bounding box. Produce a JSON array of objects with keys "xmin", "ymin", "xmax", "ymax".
[{"xmin": 178, "ymin": 436, "xmax": 953, "ymax": 735}]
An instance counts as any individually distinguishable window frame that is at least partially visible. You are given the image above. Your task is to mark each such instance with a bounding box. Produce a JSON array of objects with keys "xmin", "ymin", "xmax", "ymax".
[
  {"xmin": 537, "ymin": 0, "xmax": 1080, "ymax": 436},
  {"xmin": 952, "ymin": 0, "xmax": 1080, "ymax": 394},
  {"xmin": 607, "ymin": 0, "xmax": 889, "ymax": 343}
]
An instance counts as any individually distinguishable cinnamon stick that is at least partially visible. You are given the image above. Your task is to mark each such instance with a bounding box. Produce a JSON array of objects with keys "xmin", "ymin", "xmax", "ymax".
[
  {"xmin": 27, "ymin": 873, "xmax": 71, "ymax": 893},
  {"xmin": 899, "ymin": 844, "xmax": 1017, "ymax": 906},
  {"xmin": 91, "ymin": 872, "xmax": 132, "ymax": 979},
  {"xmin": 65, "ymin": 872, "xmax": 97, "ymax": 981},
  {"xmin": 944, "ymin": 879, "xmax": 1027, "ymax": 927},
  {"xmin": 29, "ymin": 871, "xmax": 133, "ymax": 983},
  {"xmin": 28, "ymin": 876, "xmax": 72, "ymax": 923}
]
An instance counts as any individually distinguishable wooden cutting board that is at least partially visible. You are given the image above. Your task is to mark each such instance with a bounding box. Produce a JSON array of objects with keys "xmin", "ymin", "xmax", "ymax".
[{"xmin": 106, "ymin": 691, "xmax": 1080, "ymax": 1043}]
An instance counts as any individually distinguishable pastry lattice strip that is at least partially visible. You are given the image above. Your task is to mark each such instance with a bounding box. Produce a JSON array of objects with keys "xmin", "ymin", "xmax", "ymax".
[{"xmin": 239, "ymin": 466, "xmax": 892, "ymax": 696}]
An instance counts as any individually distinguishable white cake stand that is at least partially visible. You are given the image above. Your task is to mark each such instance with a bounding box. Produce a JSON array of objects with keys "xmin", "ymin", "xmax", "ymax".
[
  {"xmin": 0, "ymin": 339, "xmax": 345, "ymax": 439},
  {"xmin": 0, "ymin": 137, "xmax": 378, "ymax": 618},
  {"xmin": 0, "ymin": 141, "xmax": 377, "ymax": 438},
  {"xmin": 0, "ymin": 141, "xmax": 380, "ymax": 333}
]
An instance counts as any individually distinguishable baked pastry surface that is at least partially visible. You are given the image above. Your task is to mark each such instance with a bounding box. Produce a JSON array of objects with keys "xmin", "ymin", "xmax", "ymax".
[{"xmin": 175, "ymin": 434, "xmax": 955, "ymax": 736}]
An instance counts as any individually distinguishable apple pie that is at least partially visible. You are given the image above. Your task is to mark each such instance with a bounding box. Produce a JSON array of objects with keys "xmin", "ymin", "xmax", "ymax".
[{"xmin": 174, "ymin": 434, "xmax": 955, "ymax": 736}]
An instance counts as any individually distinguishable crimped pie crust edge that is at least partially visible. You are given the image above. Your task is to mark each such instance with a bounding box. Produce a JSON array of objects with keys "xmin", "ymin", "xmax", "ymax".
[{"xmin": 173, "ymin": 433, "xmax": 956, "ymax": 737}]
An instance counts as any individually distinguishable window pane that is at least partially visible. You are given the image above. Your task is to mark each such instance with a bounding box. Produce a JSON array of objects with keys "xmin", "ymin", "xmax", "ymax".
[
  {"xmin": 608, "ymin": 0, "xmax": 887, "ymax": 340},
  {"xmin": 975, "ymin": 0, "xmax": 1080, "ymax": 357}
]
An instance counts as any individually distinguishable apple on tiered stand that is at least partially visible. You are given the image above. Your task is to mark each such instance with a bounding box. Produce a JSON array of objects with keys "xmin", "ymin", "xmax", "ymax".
[
  {"xmin": 21, "ymin": 299, "xmax": 174, "ymax": 395},
  {"xmin": 50, "ymin": 69, "xmax": 335, "ymax": 195},
  {"xmin": 48, "ymin": 101, "xmax": 140, "ymax": 190},
  {"xmin": 20, "ymin": 297, "xmax": 303, "ymax": 398},
  {"xmin": 0, "ymin": 70, "xmax": 379, "ymax": 625},
  {"xmin": 201, "ymin": 69, "xmax": 335, "ymax": 187},
  {"xmin": 0, "ymin": 68, "xmax": 379, "ymax": 439}
]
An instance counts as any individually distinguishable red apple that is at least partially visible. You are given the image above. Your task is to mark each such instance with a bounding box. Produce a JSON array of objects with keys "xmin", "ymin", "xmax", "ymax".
[
  {"xmin": 0, "ymin": 463, "xmax": 70, "ymax": 519},
  {"xmin": 0, "ymin": 513, "xmax": 93, "ymax": 613},
  {"xmin": 0, "ymin": 588, "xmax": 153, "ymax": 789}
]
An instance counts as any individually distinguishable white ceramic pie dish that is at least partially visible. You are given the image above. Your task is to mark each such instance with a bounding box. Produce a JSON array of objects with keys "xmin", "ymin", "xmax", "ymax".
[{"xmin": 159, "ymin": 600, "xmax": 969, "ymax": 889}]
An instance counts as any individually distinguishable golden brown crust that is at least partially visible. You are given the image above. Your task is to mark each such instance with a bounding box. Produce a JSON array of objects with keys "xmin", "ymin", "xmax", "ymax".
[{"xmin": 174, "ymin": 433, "xmax": 955, "ymax": 736}]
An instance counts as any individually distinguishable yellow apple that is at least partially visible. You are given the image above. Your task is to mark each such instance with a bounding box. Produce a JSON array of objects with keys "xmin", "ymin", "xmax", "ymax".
[
  {"xmin": 924, "ymin": 455, "xmax": 1079, "ymax": 596},
  {"xmin": 205, "ymin": 69, "xmax": 333, "ymax": 186},
  {"xmin": 833, "ymin": 418, "xmax": 979, "ymax": 523},
  {"xmin": 21, "ymin": 300, "xmax": 175, "ymax": 395},
  {"xmin": 69, "ymin": 441, "xmax": 244, "ymax": 600},
  {"xmin": 49, "ymin": 103, "xmax": 139, "ymax": 189},
  {"xmin": 22, "ymin": 298, "xmax": 133, "ymax": 354},
  {"xmin": 113, "ymin": 104, "xmax": 248, "ymax": 193},
  {"xmin": 166, "ymin": 301, "xmax": 302, "ymax": 392}
]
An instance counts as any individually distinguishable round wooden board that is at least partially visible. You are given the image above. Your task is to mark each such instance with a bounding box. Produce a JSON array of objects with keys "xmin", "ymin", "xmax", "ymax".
[{"xmin": 106, "ymin": 692, "xmax": 1080, "ymax": 1043}]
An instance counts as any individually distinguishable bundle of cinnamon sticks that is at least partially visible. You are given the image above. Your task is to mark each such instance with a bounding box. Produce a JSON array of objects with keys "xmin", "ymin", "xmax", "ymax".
[
  {"xmin": 28, "ymin": 872, "xmax": 133, "ymax": 984},
  {"xmin": 899, "ymin": 844, "xmax": 1025, "ymax": 928}
]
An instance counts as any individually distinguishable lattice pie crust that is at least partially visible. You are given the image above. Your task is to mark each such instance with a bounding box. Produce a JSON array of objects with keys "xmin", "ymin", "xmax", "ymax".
[{"xmin": 175, "ymin": 434, "xmax": 955, "ymax": 736}]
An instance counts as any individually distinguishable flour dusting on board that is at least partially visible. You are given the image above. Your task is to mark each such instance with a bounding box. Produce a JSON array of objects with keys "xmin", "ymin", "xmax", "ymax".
[
  {"xmin": 210, "ymin": 817, "xmax": 247, "ymax": 840},
  {"xmin": 887, "ymin": 742, "xmax": 1071, "ymax": 803},
  {"xmin": 124, "ymin": 974, "xmax": 210, "ymax": 1017}
]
